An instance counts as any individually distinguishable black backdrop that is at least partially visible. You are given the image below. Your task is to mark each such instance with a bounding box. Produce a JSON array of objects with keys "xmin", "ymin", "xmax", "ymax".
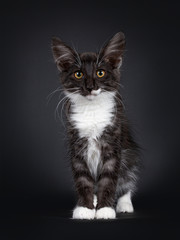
[{"xmin": 1, "ymin": 1, "xmax": 180, "ymax": 239}]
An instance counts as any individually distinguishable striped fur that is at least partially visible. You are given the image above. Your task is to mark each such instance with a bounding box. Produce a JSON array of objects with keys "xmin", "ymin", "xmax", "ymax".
[{"xmin": 52, "ymin": 32, "xmax": 141, "ymax": 219}]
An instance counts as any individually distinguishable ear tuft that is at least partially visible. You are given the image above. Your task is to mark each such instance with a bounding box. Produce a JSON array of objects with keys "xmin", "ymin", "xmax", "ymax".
[
  {"xmin": 51, "ymin": 37, "xmax": 63, "ymax": 47},
  {"xmin": 98, "ymin": 32, "xmax": 126, "ymax": 69},
  {"xmin": 51, "ymin": 36, "xmax": 77, "ymax": 72}
]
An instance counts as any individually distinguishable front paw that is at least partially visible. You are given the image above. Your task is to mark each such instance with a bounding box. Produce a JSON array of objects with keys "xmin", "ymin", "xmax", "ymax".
[
  {"xmin": 95, "ymin": 207, "xmax": 116, "ymax": 219},
  {"xmin": 116, "ymin": 202, "xmax": 134, "ymax": 213},
  {"xmin": 72, "ymin": 206, "xmax": 95, "ymax": 220}
]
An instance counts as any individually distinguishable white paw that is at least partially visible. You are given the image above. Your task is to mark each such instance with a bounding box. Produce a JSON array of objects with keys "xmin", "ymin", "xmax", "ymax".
[
  {"xmin": 93, "ymin": 195, "xmax": 97, "ymax": 208},
  {"xmin": 116, "ymin": 202, "xmax": 134, "ymax": 213},
  {"xmin": 72, "ymin": 206, "xmax": 95, "ymax": 220},
  {"xmin": 96, "ymin": 207, "xmax": 116, "ymax": 219}
]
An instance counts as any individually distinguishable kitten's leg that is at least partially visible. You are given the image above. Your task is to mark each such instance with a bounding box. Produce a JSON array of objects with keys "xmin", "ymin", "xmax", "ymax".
[
  {"xmin": 116, "ymin": 191, "xmax": 134, "ymax": 213},
  {"xmin": 96, "ymin": 159, "xmax": 119, "ymax": 219},
  {"xmin": 72, "ymin": 159, "xmax": 95, "ymax": 219}
]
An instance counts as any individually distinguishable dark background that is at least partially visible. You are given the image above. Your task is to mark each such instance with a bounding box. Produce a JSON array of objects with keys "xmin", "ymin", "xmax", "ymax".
[{"xmin": 1, "ymin": 1, "xmax": 180, "ymax": 239}]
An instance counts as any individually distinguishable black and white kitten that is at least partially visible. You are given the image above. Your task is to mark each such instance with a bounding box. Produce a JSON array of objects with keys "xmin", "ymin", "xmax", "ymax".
[{"xmin": 51, "ymin": 32, "xmax": 141, "ymax": 219}]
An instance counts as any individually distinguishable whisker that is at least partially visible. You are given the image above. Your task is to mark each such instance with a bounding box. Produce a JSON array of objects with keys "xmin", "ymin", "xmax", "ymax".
[
  {"xmin": 47, "ymin": 87, "xmax": 64, "ymax": 104},
  {"xmin": 55, "ymin": 90, "xmax": 80, "ymax": 122},
  {"xmin": 60, "ymin": 97, "xmax": 71, "ymax": 128},
  {"xmin": 116, "ymin": 82, "xmax": 124, "ymax": 89},
  {"xmin": 57, "ymin": 87, "xmax": 79, "ymax": 100},
  {"xmin": 55, "ymin": 94, "xmax": 68, "ymax": 121},
  {"xmin": 47, "ymin": 87, "xmax": 79, "ymax": 104}
]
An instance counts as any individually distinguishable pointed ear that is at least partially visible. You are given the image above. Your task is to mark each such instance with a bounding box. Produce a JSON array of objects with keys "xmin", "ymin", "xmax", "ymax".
[
  {"xmin": 51, "ymin": 37, "xmax": 77, "ymax": 72},
  {"xmin": 98, "ymin": 32, "xmax": 126, "ymax": 69}
]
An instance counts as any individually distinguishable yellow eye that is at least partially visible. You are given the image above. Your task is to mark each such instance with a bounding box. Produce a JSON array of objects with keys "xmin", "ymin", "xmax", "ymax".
[
  {"xmin": 97, "ymin": 70, "xmax": 105, "ymax": 78},
  {"xmin": 74, "ymin": 71, "xmax": 83, "ymax": 79}
]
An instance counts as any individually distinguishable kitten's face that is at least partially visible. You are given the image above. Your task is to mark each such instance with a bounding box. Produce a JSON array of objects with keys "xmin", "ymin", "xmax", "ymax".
[{"xmin": 52, "ymin": 32, "xmax": 125, "ymax": 100}]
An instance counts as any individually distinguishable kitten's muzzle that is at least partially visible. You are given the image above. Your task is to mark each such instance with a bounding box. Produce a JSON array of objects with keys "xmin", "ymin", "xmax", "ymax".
[
  {"xmin": 85, "ymin": 79, "xmax": 98, "ymax": 93},
  {"xmin": 86, "ymin": 88, "xmax": 101, "ymax": 100},
  {"xmin": 91, "ymin": 89, "xmax": 101, "ymax": 96}
]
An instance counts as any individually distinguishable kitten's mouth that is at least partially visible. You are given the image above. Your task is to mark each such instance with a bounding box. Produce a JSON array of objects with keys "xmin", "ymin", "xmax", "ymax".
[{"xmin": 86, "ymin": 89, "xmax": 101, "ymax": 100}]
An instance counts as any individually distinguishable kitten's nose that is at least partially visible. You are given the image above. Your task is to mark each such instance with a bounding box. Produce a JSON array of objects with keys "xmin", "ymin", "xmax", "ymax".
[
  {"xmin": 87, "ymin": 87, "xmax": 93, "ymax": 93},
  {"xmin": 86, "ymin": 82, "xmax": 94, "ymax": 93},
  {"xmin": 86, "ymin": 80, "xmax": 97, "ymax": 93}
]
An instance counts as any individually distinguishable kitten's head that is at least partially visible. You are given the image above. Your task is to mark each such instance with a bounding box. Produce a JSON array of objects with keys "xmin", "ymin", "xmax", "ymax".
[{"xmin": 51, "ymin": 32, "xmax": 125, "ymax": 100}]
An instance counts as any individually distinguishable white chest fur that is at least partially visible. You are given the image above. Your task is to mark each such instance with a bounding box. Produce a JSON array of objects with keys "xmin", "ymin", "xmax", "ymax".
[{"xmin": 68, "ymin": 91, "xmax": 115, "ymax": 177}]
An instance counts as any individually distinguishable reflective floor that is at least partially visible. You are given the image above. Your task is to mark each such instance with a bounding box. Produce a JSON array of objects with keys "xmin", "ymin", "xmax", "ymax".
[{"xmin": 0, "ymin": 194, "xmax": 179, "ymax": 240}]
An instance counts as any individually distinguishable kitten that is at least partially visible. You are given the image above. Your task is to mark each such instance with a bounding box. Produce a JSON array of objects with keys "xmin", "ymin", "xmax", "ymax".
[{"xmin": 51, "ymin": 32, "xmax": 141, "ymax": 219}]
